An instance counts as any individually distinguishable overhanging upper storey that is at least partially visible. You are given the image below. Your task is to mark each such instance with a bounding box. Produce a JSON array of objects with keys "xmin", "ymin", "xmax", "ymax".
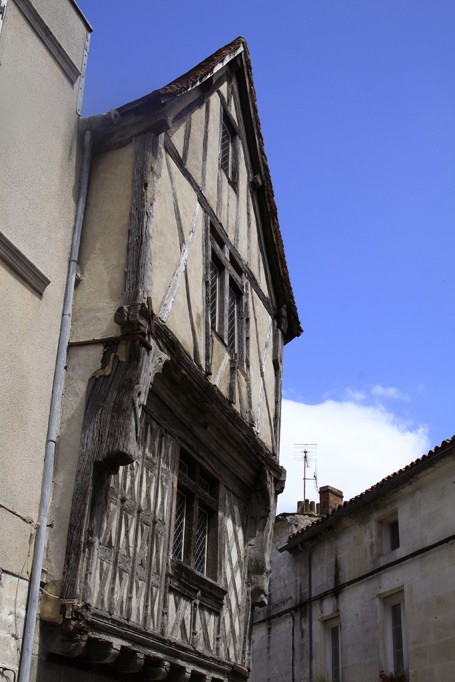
[{"xmin": 82, "ymin": 36, "xmax": 301, "ymax": 345}]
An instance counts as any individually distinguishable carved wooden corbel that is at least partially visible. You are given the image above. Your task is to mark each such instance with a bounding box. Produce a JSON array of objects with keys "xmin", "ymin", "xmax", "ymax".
[
  {"xmin": 86, "ymin": 635, "xmax": 121, "ymax": 664},
  {"xmin": 143, "ymin": 658, "xmax": 171, "ymax": 680},
  {"xmin": 246, "ymin": 466, "xmax": 276, "ymax": 607},
  {"xmin": 167, "ymin": 667, "xmax": 192, "ymax": 682},
  {"xmin": 114, "ymin": 647, "xmax": 145, "ymax": 674},
  {"xmin": 62, "ymin": 132, "xmax": 167, "ymax": 602}
]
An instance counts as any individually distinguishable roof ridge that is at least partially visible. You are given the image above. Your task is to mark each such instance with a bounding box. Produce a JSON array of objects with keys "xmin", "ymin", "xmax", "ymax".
[{"xmin": 285, "ymin": 434, "xmax": 455, "ymax": 546}]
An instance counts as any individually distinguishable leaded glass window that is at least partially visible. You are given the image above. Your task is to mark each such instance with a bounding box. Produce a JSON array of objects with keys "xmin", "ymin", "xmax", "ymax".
[
  {"xmin": 173, "ymin": 491, "xmax": 186, "ymax": 562},
  {"xmin": 220, "ymin": 112, "xmax": 237, "ymax": 185},
  {"xmin": 172, "ymin": 451, "xmax": 218, "ymax": 579},
  {"xmin": 208, "ymin": 223, "xmax": 245, "ymax": 362}
]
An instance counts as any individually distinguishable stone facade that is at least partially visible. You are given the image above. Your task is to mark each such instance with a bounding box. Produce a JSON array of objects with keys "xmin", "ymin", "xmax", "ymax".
[{"xmin": 251, "ymin": 439, "xmax": 455, "ymax": 682}]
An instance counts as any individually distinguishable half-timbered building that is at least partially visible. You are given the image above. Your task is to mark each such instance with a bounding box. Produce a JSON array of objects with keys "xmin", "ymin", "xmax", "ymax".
[{"xmin": 35, "ymin": 37, "xmax": 301, "ymax": 681}]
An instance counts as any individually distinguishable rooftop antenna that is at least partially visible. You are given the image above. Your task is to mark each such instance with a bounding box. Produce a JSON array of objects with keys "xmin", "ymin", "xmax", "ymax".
[{"xmin": 294, "ymin": 443, "xmax": 318, "ymax": 502}]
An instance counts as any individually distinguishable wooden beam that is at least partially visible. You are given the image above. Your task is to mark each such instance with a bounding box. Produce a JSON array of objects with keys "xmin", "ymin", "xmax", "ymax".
[
  {"xmin": 86, "ymin": 636, "xmax": 121, "ymax": 664},
  {"xmin": 143, "ymin": 658, "xmax": 171, "ymax": 680},
  {"xmin": 114, "ymin": 647, "xmax": 145, "ymax": 673}
]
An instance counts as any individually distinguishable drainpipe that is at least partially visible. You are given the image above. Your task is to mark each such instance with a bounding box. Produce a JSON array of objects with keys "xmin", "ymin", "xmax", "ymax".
[
  {"xmin": 18, "ymin": 129, "xmax": 92, "ymax": 682},
  {"xmin": 308, "ymin": 550, "xmax": 313, "ymax": 682}
]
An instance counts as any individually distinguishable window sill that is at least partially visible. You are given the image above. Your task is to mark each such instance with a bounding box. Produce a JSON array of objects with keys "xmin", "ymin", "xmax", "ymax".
[{"xmin": 170, "ymin": 559, "xmax": 226, "ymax": 611}]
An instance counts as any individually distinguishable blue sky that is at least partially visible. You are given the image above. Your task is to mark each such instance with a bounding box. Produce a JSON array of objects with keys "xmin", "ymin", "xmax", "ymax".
[{"xmin": 77, "ymin": 1, "xmax": 455, "ymax": 508}]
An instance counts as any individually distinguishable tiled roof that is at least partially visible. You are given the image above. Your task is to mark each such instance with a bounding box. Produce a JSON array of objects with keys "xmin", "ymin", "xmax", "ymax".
[{"xmin": 282, "ymin": 435, "xmax": 455, "ymax": 551}]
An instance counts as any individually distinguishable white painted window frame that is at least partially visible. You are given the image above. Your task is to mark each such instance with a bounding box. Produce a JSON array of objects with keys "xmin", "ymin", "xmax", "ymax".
[
  {"xmin": 382, "ymin": 590, "xmax": 408, "ymax": 675},
  {"xmin": 323, "ymin": 616, "xmax": 342, "ymax": 682}
]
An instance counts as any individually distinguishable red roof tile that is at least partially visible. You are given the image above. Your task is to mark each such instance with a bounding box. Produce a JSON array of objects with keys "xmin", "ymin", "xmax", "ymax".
[{"xmin": 282, "ymin": 435, "xmax": 455, "ymax": 551}]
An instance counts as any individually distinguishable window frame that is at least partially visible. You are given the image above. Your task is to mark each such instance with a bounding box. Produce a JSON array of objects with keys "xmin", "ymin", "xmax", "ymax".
[
  {"xmin": 324, "ymin": 617, "xmax": 342, "ymax": 682},
  {"xmin": 219, "ymin": 108, "xmax": 238, "ymax": 188},
  {"xmin": 383, "ymin": 591, "xmax": 408, "ymax": 676},
  {"xmin": 379, "ymin": 511, "xmax": 400, "ymax": 554},
  {"xmin": 208, "ymin": 223, "xmax": 245, "ymax": 363},
  {"xmin": 172, "ymin": 450, "xmax": 219, "ymax": 581}
]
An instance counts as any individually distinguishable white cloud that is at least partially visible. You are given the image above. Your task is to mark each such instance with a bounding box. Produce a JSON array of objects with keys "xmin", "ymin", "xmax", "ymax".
[
  {"xmin": 370, "ymin": 385, "xmax": 409, "ymax": 401},
  {"xmin": 277, "ymin": 398, "xmax": 429, "ymax": 514},
  {"xmin": 344, "ymin": 387, "xmax": 366, "ymax": 402}
]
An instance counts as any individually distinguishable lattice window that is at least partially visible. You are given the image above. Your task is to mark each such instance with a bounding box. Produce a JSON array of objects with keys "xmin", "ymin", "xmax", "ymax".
[
  {"xmin": 172, "ymin": 451, "xmax": 218, "ymax": 579},
  {"xmin": 208, "ymin": 223, "xmax": 244, "ymax": 361},
  {"xmin": 210, "ymin": 260, "xmax": 221, "ymax": 331},
  {"xmin": 227, "ymin": 284, "xmax": 238, "ymax": 354},
  {"xmin": 173, "ymin": 491, "xmax": 186, "ymax": 562},
  {"xmin": 220, "ymin": 112, "xmax": 237, "ymax": 185},
  {"xmin": 194, "ymin": 507, "xmax": 208, "ymax": 574}
]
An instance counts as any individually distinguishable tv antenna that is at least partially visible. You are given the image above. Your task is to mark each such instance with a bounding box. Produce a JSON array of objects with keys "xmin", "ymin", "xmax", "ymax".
[{"xmin": 294, "ymin": 443, "xmax": 318, "ymax": 501}]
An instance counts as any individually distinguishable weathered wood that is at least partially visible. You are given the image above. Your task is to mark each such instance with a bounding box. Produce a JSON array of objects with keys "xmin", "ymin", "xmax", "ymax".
[
  {"xmin": 47, "ymin": 621, "xmax": 88, "ymax": 658},
  {"xmin": 167, "ymin": 666, "xmax": 192, "ymax": 682},
  {"xmin": 246, "ymin": 466, "xmax": 276, "ymax": 607},
  {"xmin": 201, "ymin": 99, "xmax": 211, "ymax": 192},
  {"xmin": 272, "ymin": 325, "xmax": 283, "ymax": 456},
  {"xmin": 162, "ymin": 155, "xmax": 201, "ymax": 366},
  {"xmin": 228, "ymin": 359, "xmax": 237, "ymax": 404},
  {"xmin": 61, "ymin": 339, "xmax": 169, "ymax": 600},
  {"xmin": 182, "ymin": 118, "xmax": 191, "ymax": 167},
  {"xmin": 124, "ymin": 133, "xmax": 161, "ymax": 305},
  {"xmin": 61, "ymin": 131, "xmax": 168, "ymax": 601},
  {"xmin": 114, "ymin": 647, "xmax": 145, "ymax": 673},
  {"xmin": 229, "ymin": 663, "xmax": 249, "ymax": 681},
  {"xmin": 143, "ymin": 658, "xmax": 171, "ymax": 680},
  {"xmin": 151, "ymin": 318, "xmax": 284, "ymax": 483},
  {"xmin": 86, "ymin": 635, "xmax": 121, "ymax": 664}
]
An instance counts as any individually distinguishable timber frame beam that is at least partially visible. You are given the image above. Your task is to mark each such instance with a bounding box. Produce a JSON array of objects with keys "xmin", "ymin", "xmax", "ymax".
[{"xmin": 45, "ymin": 621, "xmax": 248, "ymax": 682}]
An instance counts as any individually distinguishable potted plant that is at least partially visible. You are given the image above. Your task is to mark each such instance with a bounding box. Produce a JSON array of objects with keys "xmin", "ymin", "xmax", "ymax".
[{"xmin": 379, "ymin": 670, "xmax": 407, "ymax": 682}]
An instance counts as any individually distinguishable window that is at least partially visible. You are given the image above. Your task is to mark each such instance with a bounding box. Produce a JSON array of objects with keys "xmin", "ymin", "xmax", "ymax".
[
  {"xmin": 208, "ymin": 225, "xmax": 244, "ymax": 359},
  {"xmin": 389, "ymin": 519, "xmax": 400, "ymax": 551},
  {"xmin": 380, "ymin": 513, "xmax": 400, "ymax": 553},
  {"xmin": 220, "ymin": 110, "xmax": 238, "ymax": 185},
  {"xmin": 324, "ymin": 618, "xmax": 341, "ymax": 682},
  {"xmin": 172, "ymin": 452, "xmax": 218, "ymax": 579},
  {"xmin": 383, "ymin": 592, "xmax": 408, "ymax": 675}
]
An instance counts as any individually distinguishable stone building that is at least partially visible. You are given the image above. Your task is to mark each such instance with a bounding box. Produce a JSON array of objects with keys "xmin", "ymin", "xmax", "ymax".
[
  {"xmin": 251, "ymin": 440, "xmax": 455, "ymax": 682},
  {"xmin": 0, "ymin": 1, "xmax": 91, "ymax": 678},
  {"xmin": 0, "ymin": 4, "xmax": 300, "ymax": 680}
]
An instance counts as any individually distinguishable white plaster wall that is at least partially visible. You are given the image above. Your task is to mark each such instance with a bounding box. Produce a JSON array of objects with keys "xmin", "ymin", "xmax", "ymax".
[
  {"xmin": 31, "ymin": 0, "xmax": 89, "ymax": 67},
  {"xmin": 155, "ymin": 87, "xmax": 281, "ymax": 452},
  {"xmin": 0, "ymin": 572, "xmax": 28, "ymax": 675},
  {"xmin": 46, "ymin": 144, "xmax": 134, "ymax": 581},
  {"xmin": 0, "ymin": 0, "xmax": 88, "ymax": 608},
  {"xmin": 251, "ymin": 514, "xmax": 315, "ymax": 682}
]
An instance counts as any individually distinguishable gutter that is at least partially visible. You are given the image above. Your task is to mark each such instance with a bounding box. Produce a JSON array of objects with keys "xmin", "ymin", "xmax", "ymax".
[{"xmin": 18, "ymin": 129, "xmax": 92, "ymax": 682}]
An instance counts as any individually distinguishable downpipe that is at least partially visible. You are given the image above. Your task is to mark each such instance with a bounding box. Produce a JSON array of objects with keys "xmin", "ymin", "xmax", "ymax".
[{"xmin": 18, "ymin": 129, "xmax": 92, "ymax": 682}]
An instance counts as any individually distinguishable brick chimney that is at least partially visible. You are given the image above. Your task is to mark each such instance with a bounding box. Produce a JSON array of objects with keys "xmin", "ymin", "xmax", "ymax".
[{"xmin": 319, "ymin": 485, "xmax": 343, "ymax": 516}]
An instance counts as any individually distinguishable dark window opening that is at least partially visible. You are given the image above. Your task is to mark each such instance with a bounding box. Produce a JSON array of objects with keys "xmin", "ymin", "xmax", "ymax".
[
  {"xmin": 172, "ymin": 452, "xmax": 218, "ymax": 579},
  {"xmin": 208, "ymin": 224, "xmax": 244, "ymax": 361},
  {"xmin": 220, "ymin": 113, "xmax": 238, "ymax": 185},
  {"xmin": 389, "ymin": 519, "xmax": 400, "ymax": 551},
  {"xmin": 391, "ymin": 602, "xmax": 404, "ymax": 673}
]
